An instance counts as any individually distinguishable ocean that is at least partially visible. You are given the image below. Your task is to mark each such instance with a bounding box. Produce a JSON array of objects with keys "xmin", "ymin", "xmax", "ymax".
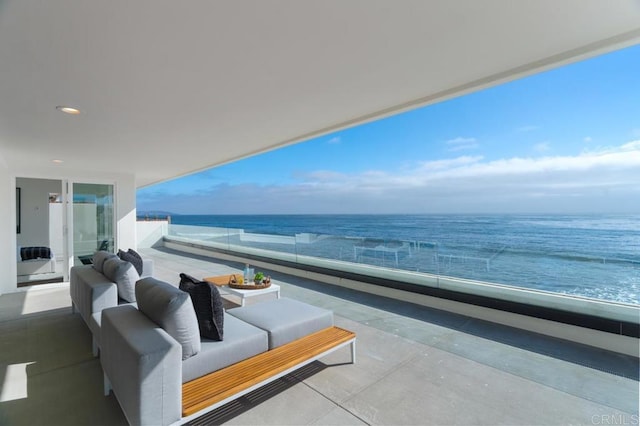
[{"xmin": 165, "ymin": 214, "xmax": 640, "ymax": 305}]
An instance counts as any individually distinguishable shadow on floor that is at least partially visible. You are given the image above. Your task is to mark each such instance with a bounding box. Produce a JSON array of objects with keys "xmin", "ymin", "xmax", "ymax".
[
  {"xmin": 186, "ymin": 361, "xmax": 328, "ymax": 425},
  {"xmin": 0, "ymin": 307, "xmax": 127, "ymax": 426}
]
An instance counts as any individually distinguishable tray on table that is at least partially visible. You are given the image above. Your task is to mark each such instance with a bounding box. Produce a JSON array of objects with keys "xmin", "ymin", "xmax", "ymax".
[{"xmin": 204, "ymin": 274, "xmax": 271, "ymax": 290}]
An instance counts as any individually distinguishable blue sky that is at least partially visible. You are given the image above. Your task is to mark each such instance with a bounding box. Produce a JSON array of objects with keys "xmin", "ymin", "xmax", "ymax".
[{"xmin": 138, "ymin": 44, "xmax": 640, "ymax": 214}]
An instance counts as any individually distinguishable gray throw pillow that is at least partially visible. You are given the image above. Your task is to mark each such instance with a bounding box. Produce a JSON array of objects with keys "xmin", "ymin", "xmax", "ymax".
[
  {"xmin": 103, "ymin": 257, "xmax": 139, "ymax": 302},
  {"xmin": 179, "ymin": 273, "xmax": 224, "ymax": 341},
  {"xmin": 136, "ymin": 277, "xmax": 201, "ymax": 360},
  {"xmin": 117, "ymin": 248, "xmax": 143, "ymax": 275},
  {"xmin": 92, "ymin": 250, "xmax": 117, "ymax": 273}
]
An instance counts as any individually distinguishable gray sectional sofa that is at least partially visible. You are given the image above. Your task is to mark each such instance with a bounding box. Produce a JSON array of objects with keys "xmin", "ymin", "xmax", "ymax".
[
  {"xmin": 70, "ymin": 250, "xmax": 154, "ymax": 355},
  {"xmin": 100, "ymin": 277, "xmax": 335, "ymax": 426}
]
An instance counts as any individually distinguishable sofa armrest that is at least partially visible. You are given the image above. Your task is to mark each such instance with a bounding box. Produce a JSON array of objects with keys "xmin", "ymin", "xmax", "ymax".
[
  {"xmin": 101, "ymin": 305, "xmax": 182, "ymax": 426},
  {"xmin": 86, "ymin": 281, "xmax": 118, "ymax": 319},
  {"xmin": 70, "ymin": 265, "xmax": 118, "ymax": 324},
  {"xmin": 141, "ymin": 258, "xmax": 154, "ymax": 278}
]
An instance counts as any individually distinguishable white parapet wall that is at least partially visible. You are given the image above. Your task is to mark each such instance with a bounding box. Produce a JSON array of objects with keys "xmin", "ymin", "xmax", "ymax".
[{"xmin": 137, "ymin": 220, "xmax": 169, "ymax": 248}]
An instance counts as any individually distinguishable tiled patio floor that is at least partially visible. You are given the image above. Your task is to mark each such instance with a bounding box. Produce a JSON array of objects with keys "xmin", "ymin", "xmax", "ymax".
[{"xmin": 0, "ymin": 246, "xmax": 637, "ymax": 425}]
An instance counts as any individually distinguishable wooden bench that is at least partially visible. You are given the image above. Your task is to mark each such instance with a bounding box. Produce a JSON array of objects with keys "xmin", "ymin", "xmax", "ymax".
[{"xmin": 180, "ymin": 326, "xmax": 356, "ymax": 422}]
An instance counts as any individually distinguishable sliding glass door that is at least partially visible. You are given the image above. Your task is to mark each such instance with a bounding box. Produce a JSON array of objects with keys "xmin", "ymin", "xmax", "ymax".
[{"xmin": 71, "ymin": 183, "xmax": 115, "ymax": 265}]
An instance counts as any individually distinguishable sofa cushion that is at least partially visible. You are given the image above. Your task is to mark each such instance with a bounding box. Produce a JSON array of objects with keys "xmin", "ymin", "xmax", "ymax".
[
  {"xmin": 118, "ymin": 248, "xmax": 143, "ymax": 275},
  {"xmin": 103, "ymin": 257, "xmax": 139, "ymax": 302},
  {"xmin": 227, "ymin": 297, "xmax": 333, "ymax": 349},
  {"xmin": 93, "ymin": 251, "xmax": 117, "ymax": 273},
  {"xmin": 179, "ymin": 273, "xmax": 224, "ymax": 341},
  {"xmin": 136, "ymin": 277, "xmax": 201, "ymax": 360},
  {"xmin": 182, "ymin": 313, "xmax": 268, "ymax": 383}
]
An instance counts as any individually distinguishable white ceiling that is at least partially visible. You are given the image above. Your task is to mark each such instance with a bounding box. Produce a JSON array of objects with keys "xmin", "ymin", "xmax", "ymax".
[{"xmin": 1, "ymin": 0, "xmax": 639, "ymax": 188}]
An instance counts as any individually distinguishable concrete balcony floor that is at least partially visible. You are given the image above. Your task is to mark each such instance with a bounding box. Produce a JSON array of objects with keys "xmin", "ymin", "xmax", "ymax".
[{"xmin": 1, "ymin": 246, "xmax": 638, "ymax": 425}]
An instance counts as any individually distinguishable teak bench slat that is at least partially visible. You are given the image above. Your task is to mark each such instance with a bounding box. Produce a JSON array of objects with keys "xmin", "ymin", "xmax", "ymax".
[{"xmin": 181, "ymin": 326, "xmax": 355, "ymax": 417}]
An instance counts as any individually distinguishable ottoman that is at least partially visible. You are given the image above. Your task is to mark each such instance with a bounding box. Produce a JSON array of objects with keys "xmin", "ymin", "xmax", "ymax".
[{"xmin": 227, "ymin": 297, "xmax": 333, "ymax": 349}]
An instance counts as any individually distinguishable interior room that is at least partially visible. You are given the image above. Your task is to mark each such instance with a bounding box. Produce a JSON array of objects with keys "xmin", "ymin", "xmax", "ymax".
[{"xmin": 15, "ymin": 178, "xmax": 64, "ymax": 286}]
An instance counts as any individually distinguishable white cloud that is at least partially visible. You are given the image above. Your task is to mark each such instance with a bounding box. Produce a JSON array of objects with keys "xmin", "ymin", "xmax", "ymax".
[
  {"xmin": 327, "ymin": 136, "xmax": 341, "ymax": 144},
  {"xmin": 534, "ymin": 142, "xmax": 551, "ymax": 152},
  {"xmin": 446, "ymin": 137, "xmax": 475, "ymax": 145},
  {"xmin": 446, "ymin": 137, "xmax": 479, "ymax": 152},
  {"xmin": 583, "ymin": 136, "xmax": 592, "ymax": 143},
  {"xmin": 139, "ymin": 141, "xmax": 640, "ymax": 214},
  {"xmin": 615, "ymin": 140, "xmax": 640, "ymax": 151},
  {"xmin": 417, "ymin": 156, "xmax": 483, "ymax": 172},
  {"xmin": 301, "ymin": 170, "xmax": 347, "ymax": 182}
]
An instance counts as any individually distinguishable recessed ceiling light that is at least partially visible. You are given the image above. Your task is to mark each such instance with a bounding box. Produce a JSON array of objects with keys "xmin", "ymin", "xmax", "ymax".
[
  {"xmin": 52, "ymin": 159, "xmax": 64, "ymax": 164},
  {"xmin": 56, "ymin": 105, "xmax": 81, "ymax": 115}
]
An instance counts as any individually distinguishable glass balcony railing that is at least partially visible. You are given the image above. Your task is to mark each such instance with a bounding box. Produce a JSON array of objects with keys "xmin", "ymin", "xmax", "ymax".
[{"xmin": 164, "ymin": 223, "xmax": 640, "ymax": 325}]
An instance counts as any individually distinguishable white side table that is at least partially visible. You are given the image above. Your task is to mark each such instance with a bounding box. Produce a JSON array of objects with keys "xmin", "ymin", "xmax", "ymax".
[{"xmin": 223, "ymin": 284, "xmax": 280, "ymax": 306}]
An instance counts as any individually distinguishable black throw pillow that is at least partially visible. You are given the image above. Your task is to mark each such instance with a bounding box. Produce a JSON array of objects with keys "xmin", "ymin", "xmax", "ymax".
[
  {"xmin": 179, "ymin": 273, "xmax": 224, "ymax": 341},
  {"xmin": 118, "ymin": 249, "xmax": 143, "ymax": 275}
]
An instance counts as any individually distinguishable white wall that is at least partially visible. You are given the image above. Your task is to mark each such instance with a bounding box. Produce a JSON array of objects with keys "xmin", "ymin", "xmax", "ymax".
[
  {"xmin": 0, "ymin": 167, "xmax": 137, "ymax": 295},
  {"xmin": 16, "ymin": 178, "xmax": 62, "ymax": 248},
  {"xmin": 0, "ymin": 166, "xmax": 15, "ymax": 294},
  {"xmin": 116, "ymin": 174, "xmax": 137, "ymax": 252},
  {"xmin": 49, "ymin": 203, "xmax": 64, "ymax": 261}
]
